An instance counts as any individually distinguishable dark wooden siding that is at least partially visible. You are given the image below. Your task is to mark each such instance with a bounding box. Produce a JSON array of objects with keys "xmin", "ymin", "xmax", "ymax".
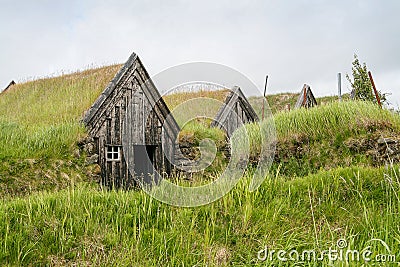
[
  {"xmin": 212, "ymin": 86, "xmax": 259, "ymax": 137},
  {"xmin": 83, "ymin": 53, "xmax": 180, "ymax": 189}
]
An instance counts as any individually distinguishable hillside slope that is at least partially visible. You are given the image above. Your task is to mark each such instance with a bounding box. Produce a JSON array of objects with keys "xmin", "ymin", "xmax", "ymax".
[
  {"xmin": 0, "ymin": 65, "xmax": 399, "ymax": 266},
  {"xmin": 0, "ymin": 64, "xmax": 398, "ymax": 196},
  {"xmin": 0, "ymin": 65, "xmax": 121, "ymax": 196},
  {"xmin": 1, "ymin": 166, "xmax": 399, "ymax": 266}
]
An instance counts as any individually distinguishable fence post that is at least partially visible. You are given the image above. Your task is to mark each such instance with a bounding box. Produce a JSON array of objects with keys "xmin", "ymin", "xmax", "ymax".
[
  {"xmin": 368, "ymin": 71, "xmax": 382, "ymax": 109},
  {"xmin": 262, "ymin": 75, "xmax": 268, "ymax": 120},
  {"xmin": 338, "ymin": 73, "xmax": 342, "ymax": 101}
]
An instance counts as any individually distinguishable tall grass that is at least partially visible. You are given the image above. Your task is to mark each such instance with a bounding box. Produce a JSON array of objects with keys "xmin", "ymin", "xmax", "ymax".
[
  {"xmin": 274, "ymin": 100, "xmax": 400, "ymax": 141},
  {"xmin": 0, "ymin": 65, "xmax": 121, "ymax": 126},
  {"xmin": 0, "ymin": 121, "xmax": 85, "ymax": 160},
  {"xmin": 178, "ymin": 119, "xmax": 226, "ymax": 148},
  {"xmin": 235, "ymin": 101, "xmax": 400, "ymax": 158},
  {"xmin": 0, "ymin": 65, "xmax": 121, "ymax": 197},
  {"xmin": 231, "ymin": 101, "xmax": 400, "ymax": 177},
  {"xmin": 0, "ymin": 68, "xmax": 399, "ymax": 266},
  {"xmin": 0, "ymin": 65, "xmax": 121, "ymax": 159},
  {"xmin": 0, "ymin": 166, "xmax": 398, "ymax": 266}
]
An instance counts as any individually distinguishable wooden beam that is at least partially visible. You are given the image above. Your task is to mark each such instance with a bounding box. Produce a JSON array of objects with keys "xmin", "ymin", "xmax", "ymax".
[
  {"xmin": 262, "ymin": 75, "xmax": 268, "ymax": 120},
  {"xmin": 368, "ymin": 71, "xmax": 382, "ymax": 109}
]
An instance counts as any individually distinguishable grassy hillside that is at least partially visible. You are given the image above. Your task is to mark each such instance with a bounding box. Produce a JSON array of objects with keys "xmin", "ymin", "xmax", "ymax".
[
  {"xmin": 248, "ymin": 92, "xmax": 350, "ymax": 116},
  {"xmin": 0, "ymin": 64, "xmax": 121, "ymax": 159},
  {"xmin": 1, "ymin": 65, "xmax": 399, "ymax": 266},
  {"xmin": 1, "ymin": 166, "xmax": 399, "ymax": 266},
  {"xmin": 0, "ymin": 65, "xmax": 121, "ymax": 196},
  {"xmin": 233, "ymin": 100, "xmax": 400, "ymax": 177}
]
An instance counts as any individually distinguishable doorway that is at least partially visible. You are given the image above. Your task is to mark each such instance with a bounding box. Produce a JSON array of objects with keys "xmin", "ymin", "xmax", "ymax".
[{"xmin": 133, "ymin": 145, "xmax": 158, "ymax": 185}]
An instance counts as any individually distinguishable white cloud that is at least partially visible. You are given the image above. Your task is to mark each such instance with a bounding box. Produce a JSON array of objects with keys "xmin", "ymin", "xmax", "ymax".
[{"xmin": 0, "ymin": 0, "xmax": 399, "ymax": 108}]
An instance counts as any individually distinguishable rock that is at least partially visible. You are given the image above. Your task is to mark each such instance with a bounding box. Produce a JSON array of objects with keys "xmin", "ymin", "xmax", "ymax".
[
  {"xmin": 378, "ymin": 138, "xmax": 396, "ymax": 145},
  {"xmin": 85, "ymin": 154, "xmax": 99, "ymax": 165},
  {"xmin": 92, "ymin": 164, "xmax": 101, "ymax": 175},
  {"xmin": 83, "ymin": 143, "xmax": 95, "ymax": 154},
  {"xmin": 77, "ymin": 136, "xmax": 94, "ymax": 148}
]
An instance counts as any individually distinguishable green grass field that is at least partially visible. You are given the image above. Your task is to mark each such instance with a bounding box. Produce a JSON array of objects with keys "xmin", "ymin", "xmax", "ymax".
[
  {"xmin": 1, "ymin": 166, "xmax": 398, "ymax": 266},
  {"xmin": 0, "ymin": 65, "xmax": 399, "ymax": 266}
]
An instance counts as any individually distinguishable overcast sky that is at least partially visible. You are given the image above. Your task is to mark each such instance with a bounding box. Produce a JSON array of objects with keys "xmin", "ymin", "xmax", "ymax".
[{"xmin": 1, "ymin": 0, "xmax": 399, "ymax": 108}]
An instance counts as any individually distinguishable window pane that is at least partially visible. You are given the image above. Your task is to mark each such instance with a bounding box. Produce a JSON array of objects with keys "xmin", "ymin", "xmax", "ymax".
[{"xmin": 106, "ymin": 146, "xmax": 120, "ymax": 161}]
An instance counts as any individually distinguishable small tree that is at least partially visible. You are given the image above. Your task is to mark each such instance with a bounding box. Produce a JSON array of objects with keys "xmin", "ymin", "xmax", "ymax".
[{"xmin": 346, "ymin": 54, "xmax": 386, "ymax": 103}]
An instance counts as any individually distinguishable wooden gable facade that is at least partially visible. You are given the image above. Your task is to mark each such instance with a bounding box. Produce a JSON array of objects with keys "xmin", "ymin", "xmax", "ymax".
[
  {"xmin": 83, "ymin": 52, "xmax": 180, "ymax": 188},
  {"xmin": 211, "ymin": 86, "xmax": 259, "ymax": 137},
  {"xmin": 294, "ymin": 84, "xmax": 318, "ymax": 109}
]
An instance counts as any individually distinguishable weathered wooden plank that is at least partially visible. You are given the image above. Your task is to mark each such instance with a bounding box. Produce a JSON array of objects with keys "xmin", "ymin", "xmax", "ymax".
[
  {"xmin": 114, "ymin": 161, "xmax": 121, "ymax": 187},
  {"xmin": 106, "ymin": 118, "xmax": 111, "ymax": 144},
  {"xmin": 99, "ymin": 137, "xmax": 106, "ymax": 186},
  {"xmin": 83, "ymin": 52, "xmax": 138, "ymax": 125},
  {"xmin": 295, "ymin": 84, "xmax": 317, "ymax": 109},
  {"xmin": 212, "ymin": 86, "xmax": 259, "ymax": 137},
  {"xmin": 114, "ymin": 106, "xmax": 120, "ymax": 144},
  {"xmin": 82, "ymin": 52, "xmax": 182, "ymax": 188}
]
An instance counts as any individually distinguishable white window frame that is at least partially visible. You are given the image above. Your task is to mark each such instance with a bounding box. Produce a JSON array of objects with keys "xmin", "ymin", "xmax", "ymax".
[{"xmin": 106, "ymin": 145, "xmax": 121, "ymax": 161}]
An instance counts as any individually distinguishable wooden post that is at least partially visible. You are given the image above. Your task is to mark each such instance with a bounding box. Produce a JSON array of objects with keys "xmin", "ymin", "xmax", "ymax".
[
  {"xmin": 368, "ymin": 71, "xmax": 382, "ymax": 109},
  {"xmin": 338, "ymin": 73, "xmax": 342, "ymax": 101},
  {"xmin": 303, "ymin": 85, "xmax": 307, "ymax": 107},
  {"xmin": 262, "ymin": 75, "xmax": 268, "ymax": 120}
]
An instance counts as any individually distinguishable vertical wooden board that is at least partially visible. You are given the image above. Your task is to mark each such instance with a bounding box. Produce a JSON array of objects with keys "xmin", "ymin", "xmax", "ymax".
[
  {"xmin": 230, "ymin": 112, "xmax": 237, "ymax": 136},
  {"xmin": 121, "ymin": 92, "xmax": 127, "ymax": 114},
  {"xmin": 114, "ymin": 161, "xmax": 121, "ymax": 187},
  {"xmin": 157, "ymin": 120, "xmax": 162, "ymax": 143},
  {"xmin": 107, "ymin": 161, "xmax": 113, "ymax": 187},
  {"xmin": 129, "ymin": 90, "xmax": 135, "ymax": 149},
  {"xmin": 139, "ymin": 91, "xmax": 144, "ymax": 144},
  {"xmin": 151, "ymin": 111, "xmax": 160, "ymax": 145},
  {"xmin": 131, "ymin": 94, "xmax": 138, "ymax": 144},
  {"xmin": 132, "ymin": 92, "xmax": 143, "ymax": 144},
  {"xmin": 94, "ymin": 137, "xmax": 99, "ymax": 153},
  {"xmin": 166, "ymin": 151, "xmax": 172, "ymax": 175},
  {"xmin": 145, "ymin": 108, "xmax": 152, "ymax": 144},
  {"xmin": 151, "ymin": 116, "xmax": 156, "ymax": 144},
  {"xmin": 162, "ymin": 125, "xmax": 172, "ymax": 165},
  {"xmin": 236, "ymin": 102, "xmax": 240, "ymax": 128},
  {"xmin": 159, "ymin": 148, "xmax": 164, "ymax": 176},
  {"xmin": 99, "ymin": 137, "xmax": 106, "ymax": 186},
  {"xmin": 124, "ymin": 93, "xmax": 130, "ymax": 169},
  {"xmin": 155, "ymin": 145, "xmax": 161, "ymax": 175},
  {"xmin": 120, "ymin": 94, "xmax": 126, "ymax": 141},
  {"xmin": 106, "ymin": 118, "xmax": 112, "ymax": 144},
  {"xmin": 121, "ymin": 149, "xmax": 128, "ymax": 188},
  {"xmin": 143, "ymin": 93, "xmax": 153, "ymax": 144},
  {"xmin": 101, "ymin": 156, "xmax": 107, "ymax": 187},
  {"xmin": 114, "ymin": 106, "xmax": 121, "ymax": 144},
  {"xmin": 243, "ymin": 106, "xmax": 249, "ymax": 123}
]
